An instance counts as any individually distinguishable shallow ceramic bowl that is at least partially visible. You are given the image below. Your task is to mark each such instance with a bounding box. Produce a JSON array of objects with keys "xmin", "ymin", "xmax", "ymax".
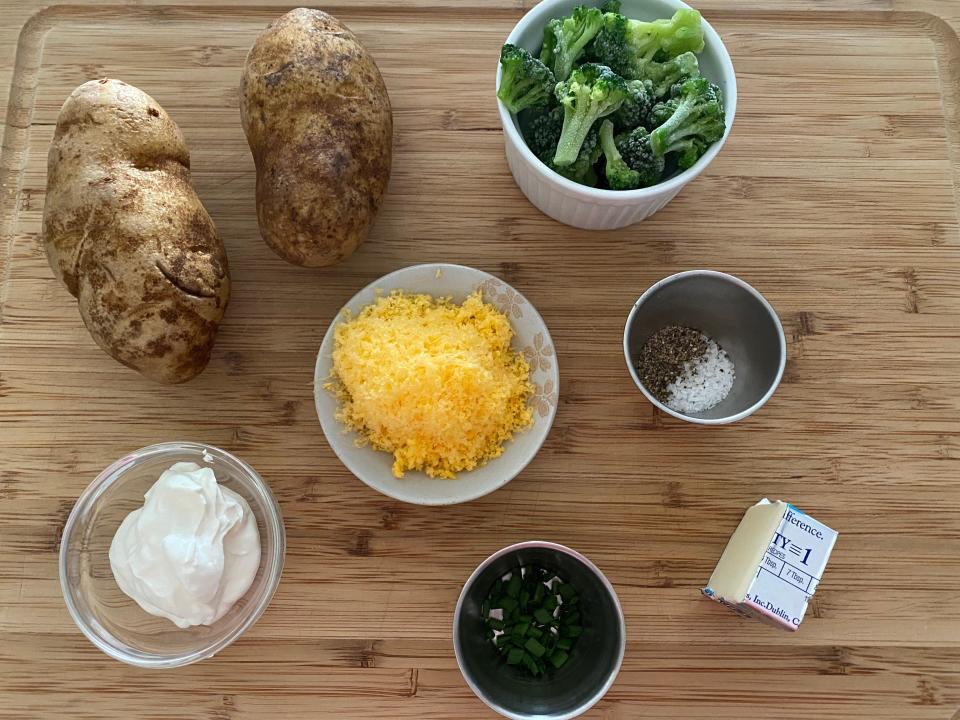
[{"xmin": 314, "ymin": 263, "xmax": 560, "ymax": 506}]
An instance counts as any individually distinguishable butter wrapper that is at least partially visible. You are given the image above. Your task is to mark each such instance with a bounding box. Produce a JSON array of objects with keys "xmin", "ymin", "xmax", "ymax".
[{"xmin": 702, "ymin": 499, "xmax": 837, "ymax": 631}]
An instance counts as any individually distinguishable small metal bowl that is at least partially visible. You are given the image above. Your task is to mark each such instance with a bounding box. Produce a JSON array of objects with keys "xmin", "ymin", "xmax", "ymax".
[
  {"xmin": 623, "ymin": 270, "xmax": 786, "ymax": 424},
  {"xmin": 453, "ymin": 541, "xmax": 625, "ymax": 720}
]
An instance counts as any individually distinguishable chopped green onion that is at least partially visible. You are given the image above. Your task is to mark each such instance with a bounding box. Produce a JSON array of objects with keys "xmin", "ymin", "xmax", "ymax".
[
  {"xmin": 549, "ymin": 650, "xmax": 569, "ymax": 668},
  {"xmin": 524, "ymin": 638, "xmax": 546, "ymax": 658},
  {"xmin": 482, "ymin": 562, "xmax": 582, "ymax": 679},
  {"xmin": 534, "ymin": 608, "xmax": 553, "ymax": 624},
  {"xmin": 522, "ymin": 654, "xmax": 540, "ymax": 676}
]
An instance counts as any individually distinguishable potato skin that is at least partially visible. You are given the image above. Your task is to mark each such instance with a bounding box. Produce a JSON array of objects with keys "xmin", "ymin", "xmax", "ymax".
[
  {"xmin": 42, "ymin": 79, "xmax": 230, "ymax": 384},
  {"xmin": 240, "ymin": 8, "xmax": 393, "ymax": 267}
]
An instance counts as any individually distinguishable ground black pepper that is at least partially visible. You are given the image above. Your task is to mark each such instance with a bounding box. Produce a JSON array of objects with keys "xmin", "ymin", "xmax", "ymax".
[{"xmin": 635, "ymin": 326, "xmax": 708, "ymax": 403}]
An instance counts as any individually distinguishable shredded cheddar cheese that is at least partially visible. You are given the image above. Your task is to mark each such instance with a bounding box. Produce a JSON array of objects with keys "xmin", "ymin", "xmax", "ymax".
[{"xmin": 326, "ymin": 290, "xmax": 534, "ymax": 479}]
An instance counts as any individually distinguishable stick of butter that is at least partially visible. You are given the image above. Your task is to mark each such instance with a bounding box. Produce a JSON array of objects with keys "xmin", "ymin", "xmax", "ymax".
[{"xmin": 702, "ymin": 499, "xmax": 837, "ymax": 631}]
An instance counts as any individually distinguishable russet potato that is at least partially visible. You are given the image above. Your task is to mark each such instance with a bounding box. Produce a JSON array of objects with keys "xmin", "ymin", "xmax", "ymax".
[
  {"xmin": 240, "ymin": 8, "xmax": 393, "ymax": 267},
  {"xmin": 42, "ymin": 79, "xmax": 230, "ymax": 384}
]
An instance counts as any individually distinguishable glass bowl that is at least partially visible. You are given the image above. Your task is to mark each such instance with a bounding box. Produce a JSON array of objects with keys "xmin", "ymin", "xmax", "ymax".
[{"xmin": 59, "ymin": 442, "xmax": 285, "ymax": 668}]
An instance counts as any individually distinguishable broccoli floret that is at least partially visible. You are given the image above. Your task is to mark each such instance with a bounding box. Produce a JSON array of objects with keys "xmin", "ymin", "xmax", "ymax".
[
  {"xmin": 630, "ymin": 9, "xmax": 705, "ymax": 61},
  {"xmin": 587, "ymin": 12, "xmax": 633, "ymax": 75},
  {"xmin": 599, "ymin": 119, "xmax": 640, "ymax": 189},
  {"xmin": 670, "ymin": 137, "xmax": 709, "ymax": 170},
  {"xmin": 539, "ymin": 5, "xmax": 605, "ymax": 81},
  {"xmin": 553, "ymin": 63, "xmax": 629, "ymax": 166},
  {"xmin": 497, "ymin": 44, "xmax": 557, "ymax": 114},
  {"xmin": 526, "ymin": 111, "xmax": 600, "ymax": 186},
  {"xmin": 581, "ymin": 120, "xmax": 604, "ymax": 164},
  {"xmin": 523, "ymin": 106, "xmax": 564, "ymax": 159},
  {"xmin": 610, "ymin": 79, "xmax": 652, "ymax": 131},
  {"xmin": 602, "ymin": 121, "xmax": 664, "ymax": 188},
  {"xmin": 648, "ymin": 76, "xmax": 724, "ymax": 157},
  {"xmin": 599, "ymin": 0, "xmax": 621, "ymax": 13},
  {"xmin": 549, "ymin": 159, "xmax": 599, "ymax": 187},
  {"xmin": 641, "ymin": 51, "xmax": 700, "ymax": 98},
  {"xmin": 648, "ymin": 95, "xmax": 675, "ymax": 127},
  {"xmin": 590, "ymin": 8, "xmax": 704, "ymax": 78}
]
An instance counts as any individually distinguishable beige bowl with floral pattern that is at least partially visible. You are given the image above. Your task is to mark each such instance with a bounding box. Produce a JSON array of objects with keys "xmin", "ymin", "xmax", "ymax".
[{"xmin": 314, "ymin": 263, "xmax": 560, "ymax": 505}]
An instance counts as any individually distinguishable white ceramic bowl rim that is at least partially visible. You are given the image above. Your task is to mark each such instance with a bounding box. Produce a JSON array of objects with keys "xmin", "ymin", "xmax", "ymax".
[
  {"xmin": 314, "ymin": 263, "xmax": 559, "ymax": 506},
  {"xmin": 497, "ymin": 0, "xmax": 738, "ymax": 202},
  {"xmin": 58, "ymin": 441, "xmax": 286, "ymax": 668},
  {"xmin": 622, "ymin": 269, "xmax": 787, "ymax": 425},
  {"xmin": 452, "ymin": 540, "xmax": 627, "ymax": 720}
]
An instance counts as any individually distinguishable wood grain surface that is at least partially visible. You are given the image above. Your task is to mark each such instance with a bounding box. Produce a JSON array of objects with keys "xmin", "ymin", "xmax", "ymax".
[{"xmin": 2, "ymin": 1, "xmax": 960, "ymax": 718}]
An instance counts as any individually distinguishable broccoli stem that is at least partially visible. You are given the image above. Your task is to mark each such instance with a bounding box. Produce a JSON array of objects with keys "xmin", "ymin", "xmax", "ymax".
[
  {"xmin": 554, "ymin": 106, "xmax": 595, "ymax": 166},
  {"xmin": 599, "ymin": 119, "xmax": 621, "ymax": 164},
  {"xmin": 599, "ymin": 120, "xmax": 640, "ymax": 190}
]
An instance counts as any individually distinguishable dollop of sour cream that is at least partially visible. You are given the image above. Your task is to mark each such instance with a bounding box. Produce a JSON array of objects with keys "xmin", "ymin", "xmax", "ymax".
[{"xmin": 109, "ymin": 462, "xmax": 261, "ymax": 629}]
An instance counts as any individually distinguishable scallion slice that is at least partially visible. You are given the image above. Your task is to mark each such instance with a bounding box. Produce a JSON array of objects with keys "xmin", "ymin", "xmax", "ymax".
[{"xmin": 481, "ymin": 563, "xmax": 583, "ymax": 679}]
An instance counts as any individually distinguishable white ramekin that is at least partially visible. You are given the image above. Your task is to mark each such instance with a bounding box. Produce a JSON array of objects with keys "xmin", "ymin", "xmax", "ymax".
[{"xmin": 497, "ymin": 0, "xmax": 737, "ymax": 230}]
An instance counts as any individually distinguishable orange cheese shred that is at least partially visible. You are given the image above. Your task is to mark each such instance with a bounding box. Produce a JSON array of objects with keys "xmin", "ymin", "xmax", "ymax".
[{"xmin": 326, "ymin": 290, "xmax": 534, "ymax": 479}]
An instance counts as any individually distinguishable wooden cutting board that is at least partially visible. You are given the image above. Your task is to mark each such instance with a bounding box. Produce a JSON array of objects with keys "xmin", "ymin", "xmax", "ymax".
[{"xmin": 2, "ymin": 0, "xmax": 960, "ymax": 718}]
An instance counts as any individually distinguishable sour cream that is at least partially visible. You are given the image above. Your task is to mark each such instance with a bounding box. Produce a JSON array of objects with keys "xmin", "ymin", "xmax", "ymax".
[{"xmin": 109, "ymin": 462, "xmax": 261, "ymax": 629}]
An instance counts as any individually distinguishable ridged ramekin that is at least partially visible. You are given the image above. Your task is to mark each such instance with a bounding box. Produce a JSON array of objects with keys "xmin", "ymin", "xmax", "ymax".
[{"xmin": 497, "ymin": 0, "xmax": 737, "ymax": 230}]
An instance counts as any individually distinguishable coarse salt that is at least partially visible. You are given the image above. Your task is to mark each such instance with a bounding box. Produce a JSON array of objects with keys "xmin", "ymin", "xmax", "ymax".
[{"xmin": 665, "ymin": 336, "xmax": 734, "ymax": 414}]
